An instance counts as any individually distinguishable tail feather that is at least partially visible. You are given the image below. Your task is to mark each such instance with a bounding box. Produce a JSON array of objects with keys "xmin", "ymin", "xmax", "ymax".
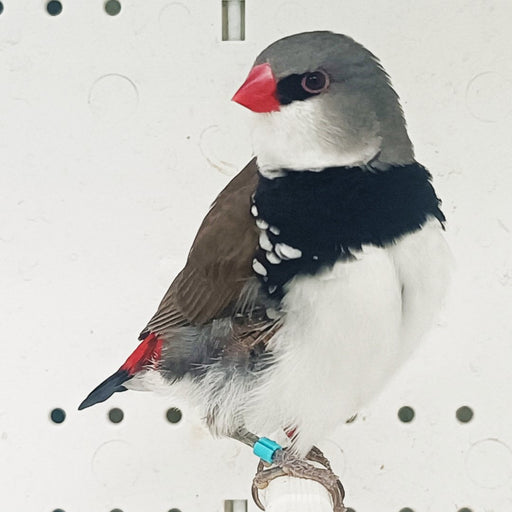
[
  {"xmin": 78, "ymin": 369, "xmax": 131, "ymax": 410},
  {"xmin": 78, "ymin": 332, "xmax": 162, "ymax": 410}
]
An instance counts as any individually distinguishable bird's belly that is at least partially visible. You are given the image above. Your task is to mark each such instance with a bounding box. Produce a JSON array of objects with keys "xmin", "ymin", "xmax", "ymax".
[{"xmin": 245, "ymin": 220, "xmax": 451, "ymax": 455}]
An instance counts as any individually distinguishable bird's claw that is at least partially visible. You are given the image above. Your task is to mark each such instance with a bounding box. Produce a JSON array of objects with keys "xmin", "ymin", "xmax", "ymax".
[
  {"xmin": 251, "ymin": 459, "xmax": 268, "ymax": 510},
  {"xmin": 251, "ymin": 446, "xmax": 346, "ymax": 512}
]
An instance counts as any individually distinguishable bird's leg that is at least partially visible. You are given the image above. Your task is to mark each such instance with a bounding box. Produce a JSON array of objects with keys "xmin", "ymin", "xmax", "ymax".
[
  {"xmin": 251, "ymin": 459, "xmax": 285, "ymax": 510},
  {"xmin": 231, "ymin": 426, "xmax": 260, "ymax": 448},
  {"xmin": 231, "ymin": 428, "xmax": 272, "ymax": 510},
  {"xmin": 230, "ymin": 428, "xmax": 345, "ymax": 511},
  {"xmin": 252, "ymin": 447, "xmax": 346, "ymax": 512},
  {"xmin": 284, "ymin": 427, "xmax": 332, "ymax": 469},
  {"xmin": 305, "ymin": 444, "xmax": 333, "ymax": 471}
]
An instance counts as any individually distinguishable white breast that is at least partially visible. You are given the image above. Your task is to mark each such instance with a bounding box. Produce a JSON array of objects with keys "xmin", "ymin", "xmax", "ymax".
[{"xmin": 244, "ymin": 219, "xmax": 452, "ymax": 456}]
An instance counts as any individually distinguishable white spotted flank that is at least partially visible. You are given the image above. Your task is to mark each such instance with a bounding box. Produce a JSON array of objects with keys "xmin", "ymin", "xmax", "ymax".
[
  {"xmin": 259, "ymin": 231, "xmax": 273, "ymax": 252},
  {"xmin": 275, "ymin": 242, "xmax": 302, "ymax": 260},
  {"xmin": 266, "ymin": 251, "xmax": 282, "ymax": 264},
  {"xmin": 256, "ymin": 218, "xmax": 269, "ymax": 230},
  {"xmin": 252, "ymin": 258, "xmax": 268, "ymax": 276}
]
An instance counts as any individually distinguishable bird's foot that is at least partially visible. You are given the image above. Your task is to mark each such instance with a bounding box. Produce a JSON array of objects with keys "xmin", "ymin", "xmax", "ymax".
[
  {"xmin": 251, "ymin": 446, "xmax": 346, "ymax": 512},
  {"xmin": 304, "ymin": 444, "xmax": 334, "ymax": 471}
]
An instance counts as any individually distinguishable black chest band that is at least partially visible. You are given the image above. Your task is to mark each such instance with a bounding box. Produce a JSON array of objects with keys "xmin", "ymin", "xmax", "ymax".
[{"xmin": 251, "ymin": 163, "xmax": 445, "ymax": 297}]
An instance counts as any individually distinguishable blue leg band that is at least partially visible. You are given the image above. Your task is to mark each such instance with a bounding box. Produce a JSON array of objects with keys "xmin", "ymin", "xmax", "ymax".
[{"xmin": 253, "ymin": 437, "xmax": 282, "ymax": 464}]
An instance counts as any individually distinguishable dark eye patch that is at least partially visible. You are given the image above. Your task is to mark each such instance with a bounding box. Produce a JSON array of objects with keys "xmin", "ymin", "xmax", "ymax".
[
  {"xmin": 277, "ymin": 74, "xmax": 313, "ymax": 105},
  {"xmin": 276, "ymin": 70, "xmax": 330, "ymax": 105}
]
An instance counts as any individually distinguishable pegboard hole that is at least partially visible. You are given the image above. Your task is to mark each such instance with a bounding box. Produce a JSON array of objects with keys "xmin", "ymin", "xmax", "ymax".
[
  {"xmin": 108, "ymin": 407, "xmax": 124, "ymax": 424},
  {"xmin": 168, "ymin": 509, "xmax": 182, "ymax": 512},
  {"xmin": 0, "ymin": 3, "xmax": 4, "ymax": 15},
  {"xmin": 458, "ymin": 508, "xmax": 473, "ymax": 512},
  {"xmin": 50, "ymin": 408, "xmax": 66, "ymax": 424},
  {"xmin": 456, "ymin": 406, "xmax": 474, "ymax": 423},
  {"xmin": 110, "ymin": 509, "xmax": 124, "ymax": 512},
  {"xmin": 398, "ymin": 406, "xmax": 415, "ymax": 423},
  {"xmin": 399, "ymin": 508, "xmax": 415, "ymax": 512},
  {"xmin": 166, "ymin": 407, "xmax": 182, "ymax": 424},
  {"xmin": 105, "ymin": 0, "xmax": 121, "ymax": 16},
  {"xmin": 346, "ymin": 508, "xmax": 356, "ymax": 512},
  {"xmin": 46, "ymin": 0, "xmax": 62, "ymax": 16},
  {"xmin": 53, "ymin": 509, "xmax": 65, "ymax": 512},
  {"xmin": 225, "ymin": 499, "xmax": 247, "ymax": 512}
]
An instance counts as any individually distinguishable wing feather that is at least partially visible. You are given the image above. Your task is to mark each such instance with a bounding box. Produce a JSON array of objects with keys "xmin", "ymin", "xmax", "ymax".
[{"xmin": 143, "ymin": 158, "xmax": 260, "ymax": 336}]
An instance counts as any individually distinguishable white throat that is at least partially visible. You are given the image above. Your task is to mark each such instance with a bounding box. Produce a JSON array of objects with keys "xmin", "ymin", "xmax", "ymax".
[{"xmin": 251, "ymin": 98, "xmax": 383, "ymax": 177}]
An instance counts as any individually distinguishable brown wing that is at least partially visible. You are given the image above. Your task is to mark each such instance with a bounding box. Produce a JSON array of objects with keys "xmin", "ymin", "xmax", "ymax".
[{"xmin": 142, "ymin": 158, "xmax": 260, "ymax": 336}]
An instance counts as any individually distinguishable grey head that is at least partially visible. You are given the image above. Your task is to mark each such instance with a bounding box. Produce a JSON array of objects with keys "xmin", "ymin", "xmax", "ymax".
[{"xmin": 249, "ymin": 31, "xmax": 414, "ymax": 174}]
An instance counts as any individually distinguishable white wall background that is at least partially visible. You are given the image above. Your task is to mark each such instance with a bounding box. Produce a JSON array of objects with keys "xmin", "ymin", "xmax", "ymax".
[{"xmin": 1, "ymin": 1, "xmax": 512, "ymax": 511}]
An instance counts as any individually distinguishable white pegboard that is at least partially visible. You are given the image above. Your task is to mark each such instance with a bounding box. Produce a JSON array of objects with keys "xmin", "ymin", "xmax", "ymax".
[{"xmin": 1, "ymin": 1, "xmax": 512, "ymax": 511}]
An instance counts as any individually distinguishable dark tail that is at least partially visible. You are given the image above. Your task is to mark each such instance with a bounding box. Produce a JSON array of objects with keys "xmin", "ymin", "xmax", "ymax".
[
  {"xmin": 78, "ymin": 369, "xmax": 132, "ymax": 410},
  {"xmin": 78, "ymin": 332, "xmax": 162, "ymax": 410}
]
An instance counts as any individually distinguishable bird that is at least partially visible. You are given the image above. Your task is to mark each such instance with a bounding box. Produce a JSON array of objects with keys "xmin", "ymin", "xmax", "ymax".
[{"xmin": 79, "ymin": 31, "xmax": 451, "ymax": 510}]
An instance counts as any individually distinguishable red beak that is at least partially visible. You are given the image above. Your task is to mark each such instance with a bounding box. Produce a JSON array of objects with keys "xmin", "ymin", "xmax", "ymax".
[{"xmin": 232, "ymin": 63, "xmax": 280, "ymax": 113}]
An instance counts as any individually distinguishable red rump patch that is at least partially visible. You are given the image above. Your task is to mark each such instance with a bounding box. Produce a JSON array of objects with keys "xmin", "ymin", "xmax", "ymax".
[
  {"xmin": 286, "ymin": 427, "xmax": 297, "ymax": 439},
  {"xmin": 121, "ymin": 332, "xmax": 163, "ymax": 375}
]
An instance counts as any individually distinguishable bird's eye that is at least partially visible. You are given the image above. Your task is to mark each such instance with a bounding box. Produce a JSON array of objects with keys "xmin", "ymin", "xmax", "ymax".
[{"xmin": 301, "ymin": 70, "xmax": 330, "ymax": 94}]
